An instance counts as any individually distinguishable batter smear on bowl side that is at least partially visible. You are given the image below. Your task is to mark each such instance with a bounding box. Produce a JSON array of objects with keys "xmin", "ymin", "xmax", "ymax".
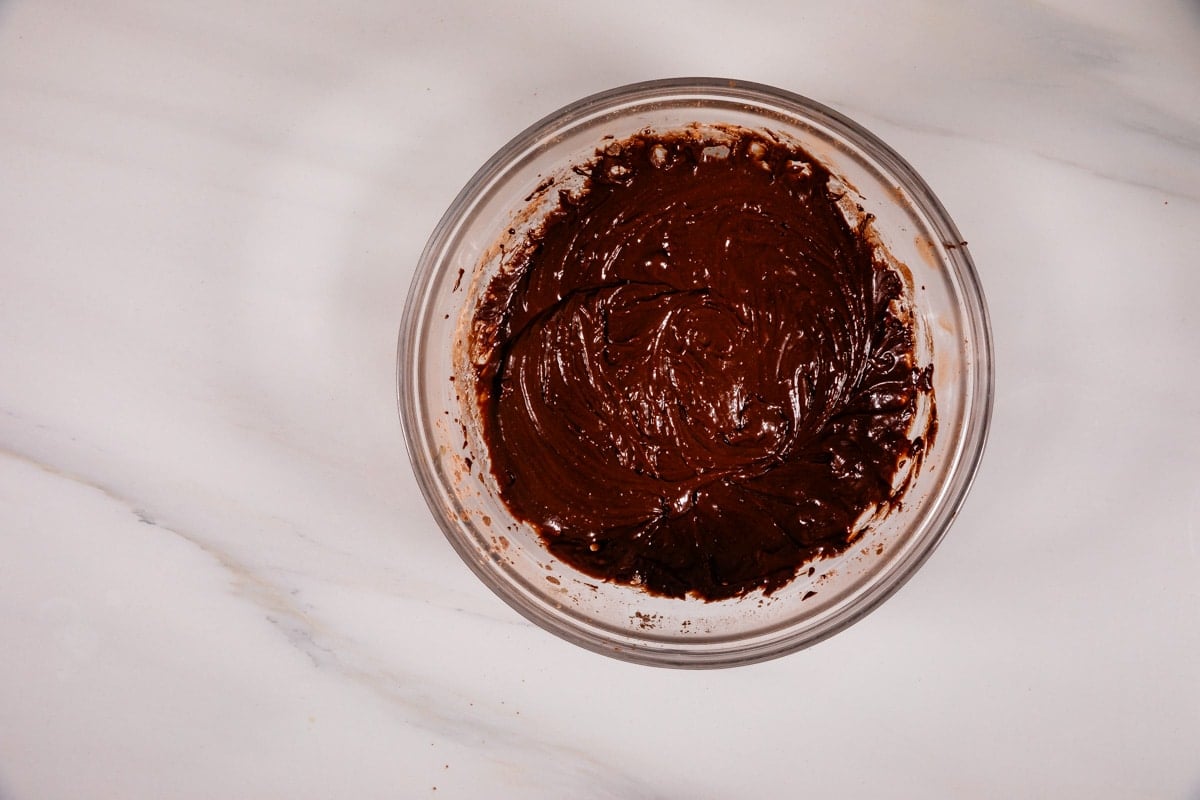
[{"xmin": 470, "ymin": 127, "xmax": 934, "ymax": 601}]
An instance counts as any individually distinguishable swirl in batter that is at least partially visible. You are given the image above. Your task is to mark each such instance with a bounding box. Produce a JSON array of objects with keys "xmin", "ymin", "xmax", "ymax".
[{"xmin": 472, "ymin": 128, "xmax": 932, "ymax": 601}]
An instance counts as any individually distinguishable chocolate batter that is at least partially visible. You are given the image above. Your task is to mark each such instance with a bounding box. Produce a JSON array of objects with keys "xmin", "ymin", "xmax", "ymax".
[{"xmin": 471, "ymin": 128, "xmax": 932, "ymax": 601}]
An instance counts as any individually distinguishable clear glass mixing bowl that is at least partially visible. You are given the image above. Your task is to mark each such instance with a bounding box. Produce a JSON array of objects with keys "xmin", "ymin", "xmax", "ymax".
[{"xmin": 398, "ymin": 78, "xmax": 993, "ymax": 667}]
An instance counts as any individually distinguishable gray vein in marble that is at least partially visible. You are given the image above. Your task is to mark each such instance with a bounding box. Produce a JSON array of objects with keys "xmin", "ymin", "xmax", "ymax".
[
  {"xmin": 0, "ymin": 440, "xmax": 657, "ymax": 799},
  {"xmin": 0, "ymin": 72, "xmax": 391, "ymax": 190},
  {"xmin": 0, "ymin": 109, "xmax": 357, "ymax": 217},
  {"xmin": 845, "ymin": 103, "xmax": 1200, "ymax": 205},
  {"xmin": 1117, "ymin": 116, "xmax": 1200, "ymax": 155}
]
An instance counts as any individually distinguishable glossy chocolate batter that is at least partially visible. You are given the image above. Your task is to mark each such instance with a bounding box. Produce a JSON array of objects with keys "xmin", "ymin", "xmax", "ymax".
[{"xmin": 472, "ymin": 128, "xmax": 932, "ymax": 601}]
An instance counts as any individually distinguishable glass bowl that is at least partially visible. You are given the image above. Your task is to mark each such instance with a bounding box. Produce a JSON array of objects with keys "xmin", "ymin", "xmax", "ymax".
[{"xmin": 398, "ymin": 78, "xmax": 993, "ymax": 668}]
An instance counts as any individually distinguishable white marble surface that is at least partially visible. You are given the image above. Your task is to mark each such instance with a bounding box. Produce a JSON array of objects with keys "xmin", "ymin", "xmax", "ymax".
[{"xmin": 1, "ymin": 0, "xmax": 1198, "ymax": 796}]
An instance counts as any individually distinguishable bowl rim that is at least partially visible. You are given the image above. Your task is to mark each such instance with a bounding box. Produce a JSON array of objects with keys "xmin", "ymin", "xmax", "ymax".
[{"xmin": 398, "ymin": 76, "xmax": 994, "ymax": 668}]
